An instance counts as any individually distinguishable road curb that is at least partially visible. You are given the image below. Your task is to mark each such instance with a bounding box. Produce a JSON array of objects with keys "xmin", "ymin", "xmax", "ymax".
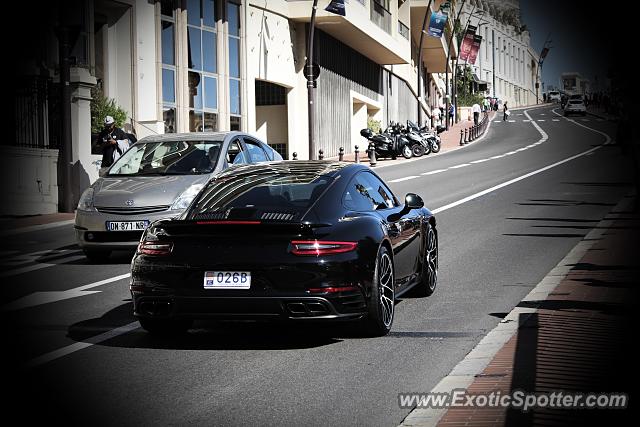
[
  {"xmin": 0, "ymin": 219, "xmax": 75, "ymax": 237},
  {"xmin": 398, "ymin": 193, "xmax": 634, "ymax": 427}
]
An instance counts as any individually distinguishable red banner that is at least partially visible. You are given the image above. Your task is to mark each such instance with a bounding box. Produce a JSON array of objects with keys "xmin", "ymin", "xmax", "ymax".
[
  {"xmin": 468, "ymin": 35, "xmax": 483, "ymax": 65},
  {"xmin": 459, "ymin": 26, "xmax": 477, "ymax": 62}
]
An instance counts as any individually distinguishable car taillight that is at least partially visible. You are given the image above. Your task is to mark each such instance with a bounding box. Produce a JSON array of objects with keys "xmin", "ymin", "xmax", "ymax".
[
  {"xmin": 138, "ymin": 241, "xmax": 173, "ymax": 256},
  {"xmin": 290, "ymin": 240, "xmax": 357, "ymax": 256}
]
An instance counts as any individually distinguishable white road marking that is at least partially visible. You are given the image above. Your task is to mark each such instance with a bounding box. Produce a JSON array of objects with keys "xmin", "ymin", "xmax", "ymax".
[
  {"xmin": 432, "ymin": 108, "xmax": 610, "ymax": 215},
  {"xmin": 540, "ymin": 113, "xmax": 546, "ymax": 115},
  {"xmin": 421, "ymin": 169, "xmax": 448, "ymax": 175},
  {"xmin": 508, "ymin": 120, "xmax": 516, "ymax": 122},
  {"xmin": 490, "ymin": 155, "xmax": 504, "ymax": 159},
  {"xmin": 389, "ymin": 175, "xmax": 420, "ymax": 183},
  {"xmin": 0, "ymin": 255, "xmax": 86, "ymax": 278},
  {"xmin": 470, "ymin": 158, "xmax": 490, "ymax": 164},
  {"xmin": 537, "ymin": 119, "xmax": 545, "ymax": 122},
  {"xmin": 552, "ymin": 119, "xmax": 560, "ymax": 122},
  {"xmin": 449, "ymin": 163, "xmax": 470, "ymax": 169},
  {"xmin": 2, "ymin": 273, "xmax": 131, "ymax": 312},
  {"xmin": 522, "ymin": 119, "xmax": 530, "ymax": 122},
  {"xmin": 27, "ymin": 321, "xmax": 140, "ymax": 368},
  {"xmin": 505, "ymin": 151, "xmax": 518, "ymax": 155}
]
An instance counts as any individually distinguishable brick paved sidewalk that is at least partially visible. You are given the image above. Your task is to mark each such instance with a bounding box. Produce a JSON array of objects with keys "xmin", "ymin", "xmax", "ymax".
[{"xmin": 435, "ymin": 195, "xmax": 639, "ymax": 427}]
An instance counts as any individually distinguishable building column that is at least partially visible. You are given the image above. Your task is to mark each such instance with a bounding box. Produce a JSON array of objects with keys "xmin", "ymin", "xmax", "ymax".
[{"xmin": 70, "ymin": 67, "xmax": 98, "ymax": 202}]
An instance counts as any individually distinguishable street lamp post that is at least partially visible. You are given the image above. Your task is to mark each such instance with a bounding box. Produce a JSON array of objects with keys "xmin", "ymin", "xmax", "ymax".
[
  {"xmin": 417, "ymin": 0, "xmax": 433, "ymax": 127},
  {"xmin": 306, "ymin": 0, "xmax": 319, "ymax": 160},
  {"xmin": 453, "ymin": 10, "xmax": 487, "ymax": 123},
  {"xmin": 535, "ymin": 33, "xmax": 552, "ymax": 104},
  {"xmin": 444, "ymin": 0, "xmax": 468, "ymax": 130}
]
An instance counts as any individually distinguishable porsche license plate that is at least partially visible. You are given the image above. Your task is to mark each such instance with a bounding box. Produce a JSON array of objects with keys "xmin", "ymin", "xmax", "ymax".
[{"xmin": 204, "ymin": 271, "xmax": 251, "ymax": 289}]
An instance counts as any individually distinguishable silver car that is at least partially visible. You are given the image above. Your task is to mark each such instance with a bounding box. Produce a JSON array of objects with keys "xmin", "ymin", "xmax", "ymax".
[{"xmin": 75, "ymin": 132, "xmax": 283, "ymax": 261}]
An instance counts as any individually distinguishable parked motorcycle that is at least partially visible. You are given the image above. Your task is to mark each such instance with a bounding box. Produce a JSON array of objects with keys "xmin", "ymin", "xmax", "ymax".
[
  {"xmin": 360, "ymin": 122, "xmax": 413, "ymax": 160},
  {"xmin": 398, "ymin": 122, "xmax": 431, "ymax": 157},
  {"xmin": 407, "ymin": 121, "xmax": 444, "ymax": 154}
]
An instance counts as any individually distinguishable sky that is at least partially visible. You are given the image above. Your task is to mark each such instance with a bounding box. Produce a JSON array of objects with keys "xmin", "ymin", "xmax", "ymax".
[{"xmin": 519, "ymin": 0, "xmax": 620, "ymax": 92}]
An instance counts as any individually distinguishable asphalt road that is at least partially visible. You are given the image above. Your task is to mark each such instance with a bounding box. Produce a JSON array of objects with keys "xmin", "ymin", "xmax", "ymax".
[{"xmin": 2, "ymin": 104, "xmax": 633, "ymax": 426}]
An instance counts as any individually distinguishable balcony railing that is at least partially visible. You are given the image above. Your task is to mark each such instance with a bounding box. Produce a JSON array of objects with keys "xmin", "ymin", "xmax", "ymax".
[{"xmin": 370, "ymin": 0, "xmax": 391, "ymax": 34}]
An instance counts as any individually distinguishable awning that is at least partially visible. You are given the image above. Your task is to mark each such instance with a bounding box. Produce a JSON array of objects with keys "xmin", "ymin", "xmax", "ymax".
[{"xmin": 472, "ymin": 73, "xmax": 488, "ymax": 84}]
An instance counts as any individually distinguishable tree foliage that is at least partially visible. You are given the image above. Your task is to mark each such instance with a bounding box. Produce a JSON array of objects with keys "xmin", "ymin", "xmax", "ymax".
[{"xmin": 90, "ymin": 87, "xmax": 128, "ymax": 134}]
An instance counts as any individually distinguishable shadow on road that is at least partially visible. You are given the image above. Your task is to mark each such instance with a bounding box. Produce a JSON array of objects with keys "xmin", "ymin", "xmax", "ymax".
[{"xmin": 67, "ymin": 303, "xmax": 358, "ymax": 350}]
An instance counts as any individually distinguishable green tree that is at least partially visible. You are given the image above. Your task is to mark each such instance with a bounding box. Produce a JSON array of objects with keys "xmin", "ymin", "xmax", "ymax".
[
  {"xmin": 90, "ymin": 87, "xmax": 128, "ymax": 134},
  {"xmin": 455, "ymin": 65, "xmax": 485, "ymax": 106}
]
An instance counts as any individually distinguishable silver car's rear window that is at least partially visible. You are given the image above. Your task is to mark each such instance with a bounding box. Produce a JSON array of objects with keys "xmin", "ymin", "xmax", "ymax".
[{"xmin": 108, "ymin": 140, "xmax": 224, "ymax": 176}]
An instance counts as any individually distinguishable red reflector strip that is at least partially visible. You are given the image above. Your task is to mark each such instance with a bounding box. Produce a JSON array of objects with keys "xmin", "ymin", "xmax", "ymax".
[
  {"xmin": 138, "ymin": 241, "xmax": 173, "ymax": 255},
  {"xmin": 290, "ymin": 240, "xmax": 357, "ymax": 256},
  {"xmin": 307, "ymin": 286, "xmax": 359, "ymax": 294},
  {"xmin": 196, "ymin": 220, "xmax": 261, "ymax": 225}
]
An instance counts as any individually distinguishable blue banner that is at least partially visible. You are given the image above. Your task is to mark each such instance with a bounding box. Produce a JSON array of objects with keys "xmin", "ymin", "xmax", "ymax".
[
  {"xmin": 427, "ymin": 11, "xmax": 448, "ymax": 38},
  {"xmin": 325, "ymin": 0, "xmax": 346, "ymax": 16}
]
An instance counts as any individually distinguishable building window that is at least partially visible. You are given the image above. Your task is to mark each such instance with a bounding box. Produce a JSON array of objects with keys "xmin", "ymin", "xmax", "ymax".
[
  {"xmin": 161, "ymin": 1, "xmax": 177, "ymax": 133},
  {"xmin": 398, "ymin": 21, "xmax": 409, "ymax": 40},
  {"xmin": 229, "ymin": 1, "xmax": 241, "ymax": 129},
  {"xmin": 187, "ymin": 0, "xmax": 219, "ymax": 132}
]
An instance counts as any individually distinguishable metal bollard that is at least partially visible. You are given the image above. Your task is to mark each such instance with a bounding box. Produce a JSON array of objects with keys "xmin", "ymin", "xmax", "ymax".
[
  {"xmin": 339, "ymin": 146, "xmax": 344, "ymax": 161},
  {"xmin": 464, "ymin": 128, "xmax": 468, "ymax": 143},
  {"xmin": 368, "ymin": 142, "xmax": 377, "ymax": 167},
  {"xmin": 292, "ymin": 152, "xmax": 298, "ymax": 160},
  {"xmin": 354, "ymin": 145, "xmax": 360, "ymax": 163},
  {"xmin": 319, "ymin": 149, "xmax": 324, "ymax": 160},
  {"xmin": 460, "ymin": 129, "xmax": 464, "ymax": 146}
]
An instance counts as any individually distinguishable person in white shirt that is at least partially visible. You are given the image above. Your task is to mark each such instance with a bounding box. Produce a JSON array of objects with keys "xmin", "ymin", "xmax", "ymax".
[
  {"xmin": 471, "ymin": 103, "xmax": 481, "ymax": 125},
  {"xmin": 432, "ymin": 106, "xmax": 441, "ymax": 128}
]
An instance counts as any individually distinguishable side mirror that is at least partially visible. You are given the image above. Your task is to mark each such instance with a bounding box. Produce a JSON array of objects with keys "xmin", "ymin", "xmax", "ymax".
[
  {"xmin": 360, "ymin": 128, "xmax": 373, "ymax": 138},
  {"xmin": 387, "ymin": 193, "xmax": 424, "ymax": 222},
  {"xmin": 405, "ymin": 193, "xmax": 424, "ymax": 210}
]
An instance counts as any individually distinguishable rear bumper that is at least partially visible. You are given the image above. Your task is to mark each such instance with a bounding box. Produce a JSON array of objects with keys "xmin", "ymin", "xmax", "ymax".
[{"xmin": 131, "ymin": 293, "xmax": 367, "ymax": 321}]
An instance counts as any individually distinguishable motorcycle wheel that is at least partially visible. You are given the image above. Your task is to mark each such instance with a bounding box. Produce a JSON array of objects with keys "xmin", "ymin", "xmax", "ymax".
[
  {"xmin": 411, "ymin": 144, "xmax": 426, "ymax": 157},
  {"xmin": 430, "ymin": 140, "xmax": 441, "ymax": 154},
  {"xmin": 401, "ymin": 145, "xmax": 413, "ymax": 159}
]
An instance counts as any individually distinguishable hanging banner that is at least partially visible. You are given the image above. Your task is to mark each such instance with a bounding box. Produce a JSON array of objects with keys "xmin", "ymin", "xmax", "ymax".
[
  {"xmin": 325, "ymin": 0, "xmax": 346, "ymax": 16},
  {"xmin": 427, "ymin": 10, "xmax": 449, "ymax": 38},
  {"xmin": 468, "ymin": 35, "xmax": 483, "ymax": 65},
  {"xmin": 459, "ymin": 25, "xmax": 477, "ymax": 62}
]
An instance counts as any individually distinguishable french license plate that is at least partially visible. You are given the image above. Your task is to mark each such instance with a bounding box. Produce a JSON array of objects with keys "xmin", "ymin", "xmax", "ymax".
[
  {"xmin": 105, "ymin": 220, "xmax": 150, "ymax": 231},
  {"xmin": 204, "ymin": 271, "xmax": 251, "ymax": 289}
]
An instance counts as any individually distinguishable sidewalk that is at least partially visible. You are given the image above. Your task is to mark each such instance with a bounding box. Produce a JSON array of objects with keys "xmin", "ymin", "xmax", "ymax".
[
  {"xmin": 328, "ymin": 112, "xmax": 495, "ymax": 166},
  {"xmin": 0, "ymin": 212, "xmax": 75, "ymax": 236},
  {"xmin": 402, "ymin": 194, "xmax": 638, "ymax": 427}
]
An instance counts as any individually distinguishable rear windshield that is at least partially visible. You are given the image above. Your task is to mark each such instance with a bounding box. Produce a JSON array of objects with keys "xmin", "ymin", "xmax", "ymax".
[
  {"xmin": 569, "ymin": 100, "xmax": 583, "ymax": 104},
  {"xmin": 188, "ymin": 173, "xmax": 333, "ymax": 219},
  {"xmin": 108, "ymin": 140, "xmax": 223, "ymax": 176}
]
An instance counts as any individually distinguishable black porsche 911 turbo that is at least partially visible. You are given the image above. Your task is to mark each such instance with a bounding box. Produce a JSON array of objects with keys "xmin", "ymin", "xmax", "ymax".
[{"xmin": 130, "ymin": 161, "xmax": 438, "ymax": 336}]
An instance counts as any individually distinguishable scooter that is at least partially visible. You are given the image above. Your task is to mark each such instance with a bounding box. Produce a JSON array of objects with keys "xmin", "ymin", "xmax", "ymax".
[
  {"xmin": 360, "ymin": 122, "xmax": 413, "ymax": 160},
  {"xmin": 407, "ymin": 121, "xmax": 444, "ymax": 154},
  {"xmin": 399, "ymin": 122, "xmax": 431, "ymax": 157}
]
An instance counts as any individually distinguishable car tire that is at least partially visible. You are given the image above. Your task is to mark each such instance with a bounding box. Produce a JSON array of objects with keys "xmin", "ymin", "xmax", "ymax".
[
  {"xmin": 362, "ymin": 246, "xmax": 395, "ymax": 336},
  {"xmin": 83, "ymin": 249, "xmax": 112, "ymax": 263},
  {"xmin": 414, "ymin": 223, "xmax": 438, "ymax": 297},
  {"xmin": 401, "ymin": 145, "xmax": 413, "ymax": 159},
  {"xmin": 411, "ymin": 144, "xmax": 426, "ymax": 157},
  {"xmin": 139, "ymin": 318, "xmax": 193, "ymax": 335}
]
